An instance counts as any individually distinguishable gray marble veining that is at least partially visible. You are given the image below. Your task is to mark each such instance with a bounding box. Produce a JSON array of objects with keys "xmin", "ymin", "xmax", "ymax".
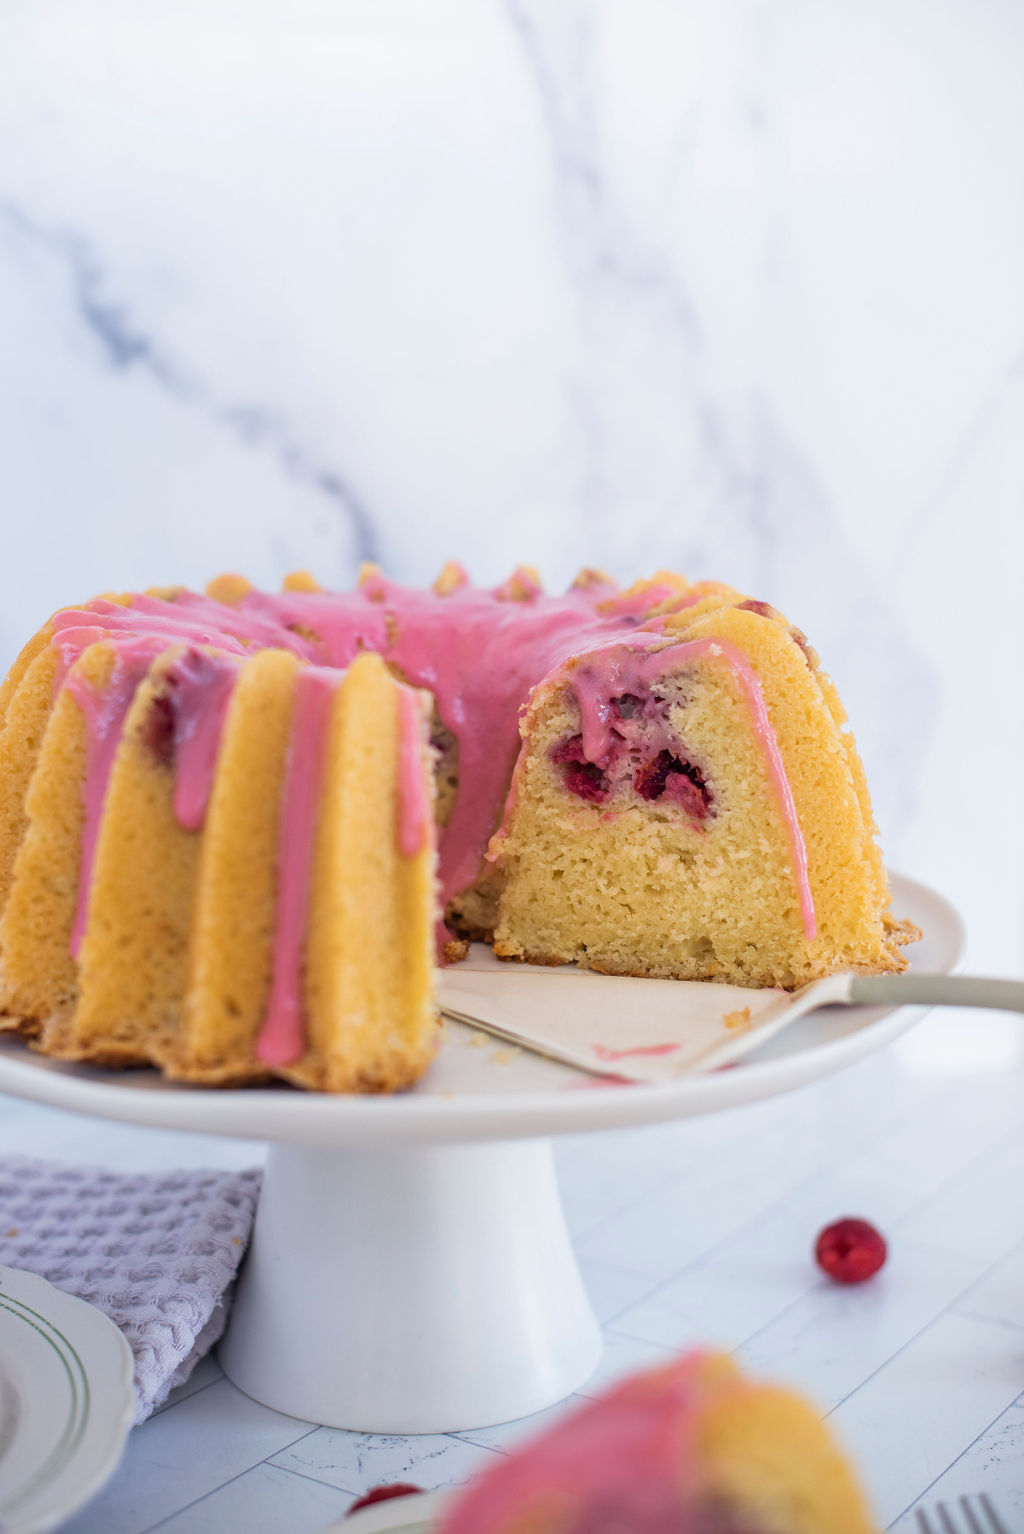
[{"xmin": 0, "ymin": 0, "xmax": 1020, "ymax": 966}]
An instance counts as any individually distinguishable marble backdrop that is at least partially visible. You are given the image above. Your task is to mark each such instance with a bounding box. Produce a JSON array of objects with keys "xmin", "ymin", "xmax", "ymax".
[{"xmin": 1, "ymin": 0, "xmax": 1021, "ymax": 969}]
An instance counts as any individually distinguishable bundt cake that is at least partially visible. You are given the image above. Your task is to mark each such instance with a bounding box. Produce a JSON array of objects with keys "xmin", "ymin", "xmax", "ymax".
[
  {"xmin": 438, "ymin": 1350, "xmax": 879, "ymax": 1534},
  {"xmin": 0, "ymin": 565, "xmax": 914, "ymax": 1092}
]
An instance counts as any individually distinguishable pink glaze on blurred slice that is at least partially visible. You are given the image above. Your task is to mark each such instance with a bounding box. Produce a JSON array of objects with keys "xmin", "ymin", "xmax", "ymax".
[
  {"xmin": 396, "ymin": 684, "xmax": 430, "ymax": 858},
  {"xmin": 439, "ymin": 1354, "xmax": 710, "ymax": 1534},
  {"xmin": 256, "ymin": 667, "xmax": 339, "ymax": 1067}
]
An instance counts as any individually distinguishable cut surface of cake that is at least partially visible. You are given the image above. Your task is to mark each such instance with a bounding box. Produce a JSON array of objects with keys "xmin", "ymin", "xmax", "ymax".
[
  {"xmin": 0, "ymin": 566, "xmax": 914, "ymax": 1090},
  {"xmin": 438, "ymin": 1351, "xmax": 879, "ymax": 1534}
]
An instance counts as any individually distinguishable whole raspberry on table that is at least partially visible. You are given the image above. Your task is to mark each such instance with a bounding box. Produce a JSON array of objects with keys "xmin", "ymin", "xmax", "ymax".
[
  {"xmin": 814, "ymin": 1217, "xmax": 887, "ymax": 1284},
  {"xmin": 347, "ymin": 1483, "xmax": 424, "ymax": 1515}
]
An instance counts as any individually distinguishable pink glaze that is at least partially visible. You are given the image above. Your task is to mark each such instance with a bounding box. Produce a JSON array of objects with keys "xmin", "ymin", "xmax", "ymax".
[
  {"xmin": 228, "ymin": 578, "xmax": 646, "ymax": 910},
  {"xmin": 569, "ymin": 635, "xmax": 816, "ymax": 942},
  {"xmin": 166, "ymin": 650, "xmax": 239, "ymax": 831},
  {"xmin": 255, "ymin": 667, "xmax": 339, "ymax": 1068},
  {"xmin": 55, "ymin": 579, "xmax": 651, "ymax": 913},
  {"xmin": 52, "ymin": 576, "xmax": 814, "ymax": 946},
  {"xmin": 359, "ymin": 568, "xmax": 389, "ymax": 602},
  {"xmin": 65, "ymin": 637, "xmax": 168, "ymax": 957},
  {"xmin": 52, "ymin": 625, "xmax": 118, "ymax": 690},
  {"xmin": 55, "ymin": 602, "xmax": 247, "ymax": 660},
  {"xmin": 593, "ymin": 1041, "xmax": 681, "ymax": 1062},
  {"xmin": 396, "ymin": 685, "xmax": 431, "ymax": 859},
  {"xmin": 439, "ymin": 1354, "xmax": 718, "ymax": 1533}
]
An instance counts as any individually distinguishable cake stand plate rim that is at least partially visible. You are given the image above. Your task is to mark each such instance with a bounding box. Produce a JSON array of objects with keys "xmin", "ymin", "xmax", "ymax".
[{"xmin": 0, "ymin": 872, "xmax": 963, "ymax": 1147}]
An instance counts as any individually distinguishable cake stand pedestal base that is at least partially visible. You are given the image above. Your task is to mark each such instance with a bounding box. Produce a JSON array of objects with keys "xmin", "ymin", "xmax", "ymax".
[
  {"xmin": 0, "ymin": 878, "xmax": 956, "ymax": 1433},
  {"xmin": 217, "ymin": 1136, "xmax": 602, "ymax": 1434}
]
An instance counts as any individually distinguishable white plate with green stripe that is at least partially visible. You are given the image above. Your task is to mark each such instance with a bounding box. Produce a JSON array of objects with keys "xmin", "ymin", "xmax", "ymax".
[{"xmin": 0, "ymin": 1266, "xmax": 135, "ymax": 1533}]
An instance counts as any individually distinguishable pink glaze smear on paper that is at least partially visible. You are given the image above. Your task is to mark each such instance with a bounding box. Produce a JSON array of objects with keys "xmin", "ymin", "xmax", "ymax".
[{"xmin": 592, "ymin": 1041, "xmax": 682, "ymax": 1062}]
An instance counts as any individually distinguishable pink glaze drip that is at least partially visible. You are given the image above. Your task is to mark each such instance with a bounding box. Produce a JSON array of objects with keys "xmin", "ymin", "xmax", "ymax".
[
  {"xmin": 166, "ymin": 650, "xmax": 239, "ymax": 831},
  {"xmin": 52, "ymin": 626, "xmax": 116, "ymax": 691},
  {"xmin": 593, "ymin": 1041, "xmax": 681, "ymax": 1062},
  {"xmin": 569, "ymin": 635, "xmax": 816, "ymax": 942},
  {"xmin": 65, "ymin": 637, "xmax": 168, "ymax": 958},
  {"xmin": 396, "ymin": 685, "xmax": 430, "ymax": 859},
  {"xmin": 439, "ymin": 1354, "xmax": 715, "ymax": 1534},
  {"xmin": 255, "ymin": 667, "xmax": 339, "ymax": 1068}
]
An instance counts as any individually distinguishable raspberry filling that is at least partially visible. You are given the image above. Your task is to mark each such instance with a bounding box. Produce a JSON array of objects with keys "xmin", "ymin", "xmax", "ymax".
[
  {"xmin": 551, "ymin": 734, "xmax": 614, "ymax": 804},
  {"xmin": 562, "ymin": 760, "xmax": 613, "ymax": 803},
  {"xmin": 633, "ymin": 751, "xmax": 712, "ymax": 818},
  {"xmin": 551, "ymin": 692, "xmax": 713, "ymax": 821}
]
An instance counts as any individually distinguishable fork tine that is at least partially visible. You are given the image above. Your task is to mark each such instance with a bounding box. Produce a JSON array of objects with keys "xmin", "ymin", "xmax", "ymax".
[
  {"xmin": 978, "ymin": 1493, "xmax": 1012, "ymax": 1534},
  {"xmin": 917, "ymin": 1495, "xmax": 1011, "ymax": 1534}
]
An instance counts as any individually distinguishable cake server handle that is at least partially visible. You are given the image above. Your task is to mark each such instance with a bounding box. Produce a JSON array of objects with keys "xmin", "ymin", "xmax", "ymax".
[{"xmin": 849, "ymin": 974, "xmax": 1024, "ymax": 1013}]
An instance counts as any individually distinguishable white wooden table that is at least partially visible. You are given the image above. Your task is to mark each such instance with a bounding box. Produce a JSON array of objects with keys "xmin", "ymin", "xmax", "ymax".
[{"xmin": 4, "ymin": 1005, "xmax": 1023, "ymax": 1534}]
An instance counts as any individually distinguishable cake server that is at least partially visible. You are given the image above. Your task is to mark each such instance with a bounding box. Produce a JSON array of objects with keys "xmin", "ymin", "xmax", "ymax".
[{"xmin": 438, "ymin": 969, "xmax": 1024, "ymax": 1084}]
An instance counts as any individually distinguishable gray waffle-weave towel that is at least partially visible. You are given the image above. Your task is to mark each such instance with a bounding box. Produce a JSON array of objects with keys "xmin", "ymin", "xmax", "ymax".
[{"xmin": 0, "ymin": 1156, "xmax": 261, "ymax": 1423}]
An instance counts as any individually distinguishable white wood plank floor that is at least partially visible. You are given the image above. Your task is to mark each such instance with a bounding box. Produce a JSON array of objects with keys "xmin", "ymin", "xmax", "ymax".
[{"xmin": 2, "ymin": 1006, "xmax": 1022, "ymax": 1533}]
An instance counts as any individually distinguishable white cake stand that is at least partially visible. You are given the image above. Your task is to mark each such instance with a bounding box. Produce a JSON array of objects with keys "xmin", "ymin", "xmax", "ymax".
[{"xmin": 0, "ymin": 874, "xmax": 961, "ymax": 1434}]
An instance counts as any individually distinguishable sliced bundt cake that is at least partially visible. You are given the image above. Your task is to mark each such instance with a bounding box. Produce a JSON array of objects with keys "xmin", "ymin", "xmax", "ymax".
[
  {"xmin": 489, "ymin": 600, "xmax": 908, "ymax": 987},
  {"xmin": 0, "ymin": 566, "xmax": 913, "ymax": 1092}
]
